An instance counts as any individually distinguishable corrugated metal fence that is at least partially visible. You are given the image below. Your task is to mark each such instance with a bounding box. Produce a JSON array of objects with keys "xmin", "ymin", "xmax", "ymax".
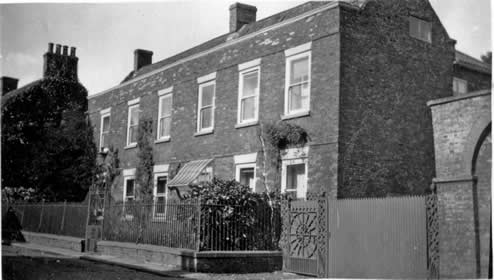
[
  {"xmin": 326, "ymin": 196, "xmax": 428, "ymax": 279},
  {"xmin": 282, "ymin": 195, "xmax": 434, "ymax": 278}
]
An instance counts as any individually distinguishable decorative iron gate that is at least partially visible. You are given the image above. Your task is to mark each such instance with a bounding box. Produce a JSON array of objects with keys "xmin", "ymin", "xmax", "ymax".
[{"xmin": 282, "ymin": 199, "xmax": 319, "ymax": 276}]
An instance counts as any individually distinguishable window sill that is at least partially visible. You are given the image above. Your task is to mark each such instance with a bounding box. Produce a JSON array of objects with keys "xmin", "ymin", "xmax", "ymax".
[
  {"xmin": 235, "ymin": 121, "xmax": 259, "ymax": 129},
  {"xmin": 124, "ymin": 143, "xmax": 137, "ymax": 150},
  {"xmin": 194, "ymin": 129, "xmax": 214, "ymax": 137},
  {"xmin": 155, "ymin": 137, "xmax": 171, "ymax": 144},
  {"xmin": 281, "ymin": 111, "xmax": 310, "ymax": 120}
]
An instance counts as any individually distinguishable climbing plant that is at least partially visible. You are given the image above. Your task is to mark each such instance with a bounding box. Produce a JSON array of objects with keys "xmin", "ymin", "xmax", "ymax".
[
  {"xmin": 1, "ymin": 77, "xmax": 96, "ymax": 202},
  {"xmin": 135, "ymin": 117, "xmax": 154, "ymax": 203}
]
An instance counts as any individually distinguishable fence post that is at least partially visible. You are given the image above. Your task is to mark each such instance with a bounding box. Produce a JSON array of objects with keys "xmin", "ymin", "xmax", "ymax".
[
  {"xmin": 280, "ymin": 198, "xmax": 290, "ymax": 272},
  {"xmin": 60, "ymin": 200, "xmax": 67, "ymax": 234},
  {"xmin": 38, "ymin": 199, "xmax": 45, "ymax": 232},
  {"xmin": 317, "ymin": 193, "xmax": 328, "ymax": 278},
  {"xmin": 195, "ymin": 198, "xmax": 201, "ymax": 251}
]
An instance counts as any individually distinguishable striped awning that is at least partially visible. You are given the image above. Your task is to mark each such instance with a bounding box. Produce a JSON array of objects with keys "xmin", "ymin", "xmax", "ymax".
[{"xmin": 167, "ymin": 159, "xmax": 213, "ymax": 187}]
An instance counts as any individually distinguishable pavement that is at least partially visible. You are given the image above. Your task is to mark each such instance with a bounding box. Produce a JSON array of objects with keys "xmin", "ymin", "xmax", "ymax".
[{"xmin": 3, "ymin": 243, "xmax": 310, "ymax": 280}]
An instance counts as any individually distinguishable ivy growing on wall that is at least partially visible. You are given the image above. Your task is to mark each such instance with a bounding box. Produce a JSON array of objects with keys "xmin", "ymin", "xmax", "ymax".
[
  {"xmin": 258, "ymin": 121, "xmax": 310, "ymax": 195},
  {"xmin": 1, "ymin": 77, "xmax": 96, "ymax": 202},
  {"xmin": 135, "ymin": 117, "xmax": 154, "ymax": 203}
]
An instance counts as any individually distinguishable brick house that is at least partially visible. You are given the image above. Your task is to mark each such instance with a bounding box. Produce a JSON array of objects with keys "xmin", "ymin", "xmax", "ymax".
[{"xmin": 88, "ymin": 0, "xmax": 491, "ymax": 203}]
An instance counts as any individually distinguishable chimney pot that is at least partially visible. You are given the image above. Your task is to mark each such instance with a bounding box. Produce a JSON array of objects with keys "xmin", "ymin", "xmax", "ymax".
[
  {"xmin": 48, "ymin": 43, "xmax": 54, "ymax": 53},
  {"xmin": 55, "ymin": 44, "xmax": 61, "ymax": 54},
  {"xmin": 62, "ymin": 45, "xmax": 68, "ymax": 55},
  {"xmin": 1, "ymin": 76, "xmax": 19, "ymax": 95},
  {"xmin": 70, "ymin": 47, "xmax": 76, "ymax": 57},
  {"xmin": 229, "ymin": 2, "xmax": 257, "ymax": 32},
  {"xmin": 133, "ymin": 49, "xmax": 153, "ymax": 72}
]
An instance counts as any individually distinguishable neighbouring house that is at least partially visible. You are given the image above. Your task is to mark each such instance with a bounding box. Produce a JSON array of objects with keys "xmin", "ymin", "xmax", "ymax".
[
  {"xmin": 87, "ymin": 0, "xmax": 491, "ymax": 204},
  {"xmin": 1, "ymin": 43, "xmax": 96, "ymax": 201}
]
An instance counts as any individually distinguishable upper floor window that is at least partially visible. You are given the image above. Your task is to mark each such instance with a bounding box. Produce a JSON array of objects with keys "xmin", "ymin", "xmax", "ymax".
[
  {"xmin": 197, "ymin": 73, "xmax": 216, "ymax": 133},
  {"xmin": 453, "ymin": 77, "xmax": 468, "ymax": 95},
  {"xmin": 285, "ymin": 42, "xmax": 311, "ymax": 116},
  {"xmin": 157, "ymin": 87, "xmax": 173, "ymax": 141},
  {"xmin": 99, "ymin": 108, "xmax": 111, "ymax": 151},
  {"xmin": 238, "ymin": 59, "xmax": 261, "ymax": 125},
  {"xmin": 409, "ymin": 16, "xmax": 431, "ymax": 43},
  {"xmin": 126, "ymin": 98, "xmax": 140, "ymax": 147}
]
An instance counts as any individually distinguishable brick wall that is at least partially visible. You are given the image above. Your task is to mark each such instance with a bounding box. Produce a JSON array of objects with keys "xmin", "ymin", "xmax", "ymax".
[
  {"xmin": 337, "ymin": 0, "xmax": 455, "ymax": 197},
  {"xmin": 88, "ymin": 6, "xmax": 341, "ymax": 199},
  {"xmin": 429, "ymin": 91, "xmax": 491, "ymax": 277}
]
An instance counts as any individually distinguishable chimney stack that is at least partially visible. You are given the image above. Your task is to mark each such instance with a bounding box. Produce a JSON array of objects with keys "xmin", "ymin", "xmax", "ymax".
[
  {"xmin": 43, "ymin": 42, "xmax": 79, "ymax": 81},
  {"xmin": 134, "ymin": 49, "xmax": 153, "ymax": 72},
  {"xmin": 229, "ymin": 3, "xmax": 257, "ymax": 32},
  {"xmin": 0, "ymin": 77, "xmax": 19, "ymax": 95}
]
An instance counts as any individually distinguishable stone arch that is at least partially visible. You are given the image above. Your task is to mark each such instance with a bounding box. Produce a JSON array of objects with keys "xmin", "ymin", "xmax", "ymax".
[{"xmin": 463, "ymin": 116, "xmax": 491, "ymax": 175}]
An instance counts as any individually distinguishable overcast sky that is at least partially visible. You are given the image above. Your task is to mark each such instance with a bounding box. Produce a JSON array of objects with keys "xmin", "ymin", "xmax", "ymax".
[{"xmin": 0, "ymin": 0, "xmax": 491, "ymax": 96}]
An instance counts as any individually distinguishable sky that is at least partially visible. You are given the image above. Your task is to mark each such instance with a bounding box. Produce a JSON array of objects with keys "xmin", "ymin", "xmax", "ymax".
[{"xmin": 0, "ymin": 0, "xmax": 492, "ymax": 96}]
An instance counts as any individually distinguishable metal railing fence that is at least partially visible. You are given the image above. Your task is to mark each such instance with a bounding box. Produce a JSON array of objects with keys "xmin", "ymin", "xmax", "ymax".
[
  {"xmin": 3, "ymin": 202, "xmax": 88, "ymax": 238},
  {"xmin": 2, "ymin": 200, "xmax": 281, "ymax": 251}
]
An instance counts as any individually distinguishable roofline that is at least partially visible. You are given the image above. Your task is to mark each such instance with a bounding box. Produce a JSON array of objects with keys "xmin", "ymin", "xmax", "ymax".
[
  {"xmin": 427, "ymin": 89, "xmax": 491, "ymax": 107},
  {"xmin": 455, "ymin": 50, "xmax": 492, "ymax": 74},
  {"xmin": 89, "ymin": 1, "xmax": 356, "ymax": 100}
]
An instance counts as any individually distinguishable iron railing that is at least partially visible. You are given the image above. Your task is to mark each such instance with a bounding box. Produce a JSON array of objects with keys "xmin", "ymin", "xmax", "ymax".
[
  {"xmin": 3, "ymin": 202, "xmax": 88, "ymax": 238},
  {"xmin": 2, "ymin": 200, "xmax": 281, "ymax": 251}
]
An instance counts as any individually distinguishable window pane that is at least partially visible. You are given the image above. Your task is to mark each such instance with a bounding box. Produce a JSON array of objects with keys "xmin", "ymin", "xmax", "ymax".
[
  {"xmin": 101, "ymin": 133, "xmax": 108, "ymax": 148},
  {"xmin": 130, "ymin": 107, "xmax": 139, "ymax": 125},
  {"xmin": 156, "ymin": 197, "xmax": 165, "ymax": 214},
  {"xmin": 102, "ymin": 116, "xmax": 110, "ymax": 132},
  {"xmin": 290, "ymin": 57, "xmax": 309, "ymax": 84},
  {"xmin": 242, "ymin": 71, "xmax": 258, "ymax": 97},
  {"xmin": 129, "ymin": 126, "xmax": 137, "ymax": 143},
  {"xmin": 159, "ymin": 117, "xmax": 171, "ymax": 138},
  {"xmin": 286, "ymin": 164, "xmax": 305, "ymax": 190},
  {"xmin": 157, "ymin": 176, "xmax": 167, "ymax": 194},
  {"xmin": 239, "ymin": 167, "xmax": 255, "ymax": 189},
  {"xmin": 126, "ymin": 179, "xmax": 134, "ymax": 196},
  {"xmin": 160, "ymin": 96, "xmax": 172, "ymax": 117},
  {"xmin": 241, "ymin": 96, "xmax": 256, "ymax": 121},
  {"xmin": 288, "ymin": 83, "xmax": 309, "ymax": 112},
  {"xmin": 201, "ymin": 84, "xmax": 214, "ymax": 106},
  {"xmin": 200, "ymin": 107, "xmax": 212, "ymax": 129}
]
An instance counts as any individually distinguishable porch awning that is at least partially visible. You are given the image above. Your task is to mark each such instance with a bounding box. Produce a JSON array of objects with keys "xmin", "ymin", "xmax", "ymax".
[{"xmin": 167, "ymin": 159, "xmax": 213, "ymax": 187}]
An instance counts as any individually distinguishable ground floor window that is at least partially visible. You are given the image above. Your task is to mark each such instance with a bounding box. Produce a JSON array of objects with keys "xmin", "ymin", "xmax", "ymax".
[
  {"xmin": 281, "ymin": 147, "xmax": 308, "ymax": 199},
  {"xmin": 154, "ymin": 175, "xmax": 167, "ymax": 216},
  {"xmin": 236, "ymin": 163, "xmax": 256, "ymax": 191}
]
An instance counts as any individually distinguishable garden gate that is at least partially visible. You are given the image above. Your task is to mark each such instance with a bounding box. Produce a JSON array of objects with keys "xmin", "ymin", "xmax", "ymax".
[{"xmin": 281, "ymin": 194, "xmax": 439, "ymax": 278}]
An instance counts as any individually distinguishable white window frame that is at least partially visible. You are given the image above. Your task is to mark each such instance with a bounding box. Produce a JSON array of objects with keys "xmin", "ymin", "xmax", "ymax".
[
  {"xmin": 280, "ymin": 146, "xmax": 309, "ymax": 199},
  {"xmin": 281, "ymin": 158, "xmax": 308, "ymax": 199},
  {"xmin": 453, "ymin": 77, "xmax": 468, "ymax": 95},
  {"xmin": 409, "ymin": 16, "xmax": 432, "ymax": 43},
  {"xmin": 235, "ymin": 163, "xmax": 257, "ymax": 191},
  {"xmin": 126, "ymin": 100, "xmax": 140, "ymax": 147},
  {"xmin": 99, "ymin": 108, "xmax": 111, "ymax": 151},
  {"xmin": 284, "ymin": 43, "xmax": 312, "ymax": 117},
  {"xmin": 237, "ymin": 66, "xmax": 260, "ymax": 125},
  {"xmin": 157, "ymin": 87, "xmax": 173, "ymax": 141},
  {"xmin": 153, "ymin": 164, "xmax": 169, "ymax": 218},
  {"xmin": 197, "ymin": 80, "xmax": 216, "ymax": 133}
]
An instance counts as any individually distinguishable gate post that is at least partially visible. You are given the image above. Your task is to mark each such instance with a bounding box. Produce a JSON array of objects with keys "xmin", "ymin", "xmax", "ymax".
[
  {"xmin": 280, "ymin": 198, "xmax": 290, "ymax": 272},
  {"xmin": 317, "ymin": 193, "xmax": 328, "ymax": 278},
  {"xmin": 426, "ymin": 193, "xmax": 440, "ymax": 279}
]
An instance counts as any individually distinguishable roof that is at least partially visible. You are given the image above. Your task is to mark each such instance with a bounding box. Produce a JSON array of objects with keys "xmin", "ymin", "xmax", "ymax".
[
  {"xmin": 121, "ymin": 1, "xmax": 367, "ymax": 83},
  {"xmin": 427, "ymin": 89, "xmax": 491, "ymax": 107},
  {"xmin": 167, "ymin": 159, "xmax": 213, "ymax": 187},
  {"xmin": 455, "ymin": 51, "xmax": 491, "ymax": 74},
  {"xmin": 1, "ymin": 79, "xmax": 43, "ymax": 107}
]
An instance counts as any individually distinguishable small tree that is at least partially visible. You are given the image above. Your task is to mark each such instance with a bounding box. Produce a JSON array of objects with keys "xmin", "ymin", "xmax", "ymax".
[{"xmin": 481, "ymin": 51, "xmax": 492, "ymax": 64}]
